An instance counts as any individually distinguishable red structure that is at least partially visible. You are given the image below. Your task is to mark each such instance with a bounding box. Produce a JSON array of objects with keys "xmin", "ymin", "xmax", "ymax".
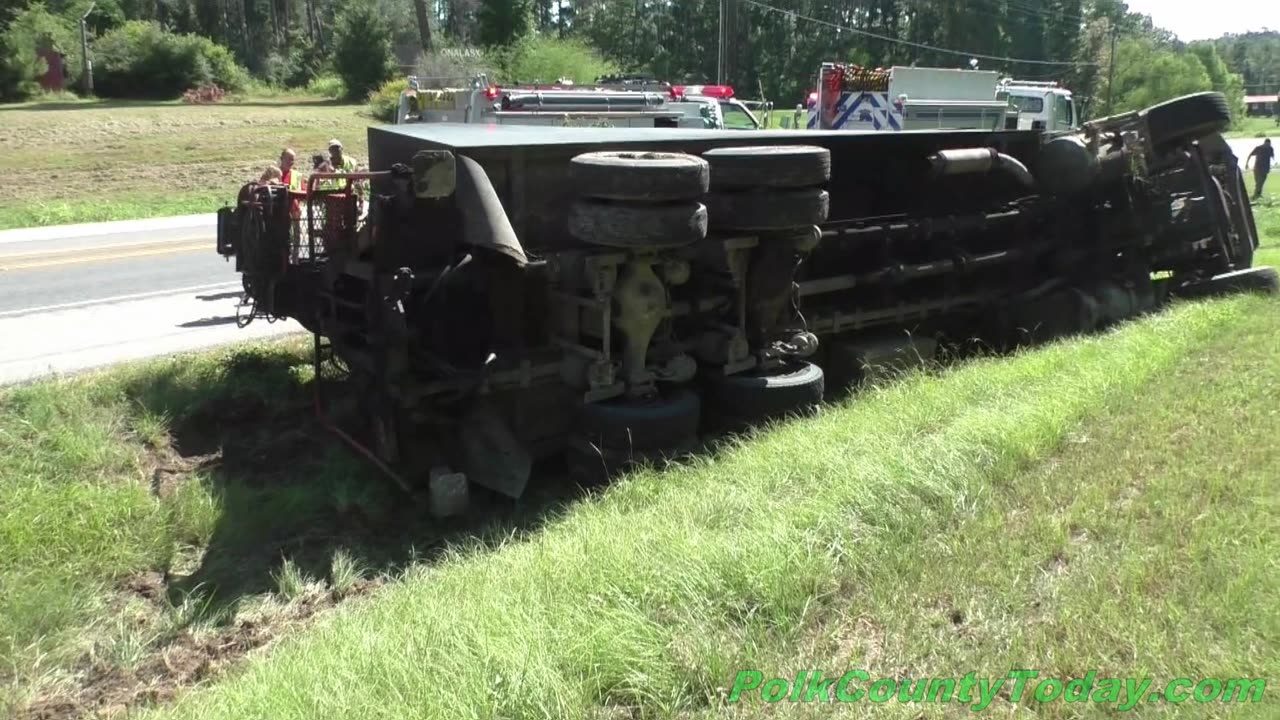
[{"xmin": 35, "ymin": 43, "xmax": 67, "ymax": 92}]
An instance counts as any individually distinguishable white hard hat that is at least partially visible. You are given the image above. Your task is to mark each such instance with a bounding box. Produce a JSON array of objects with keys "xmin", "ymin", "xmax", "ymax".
[{"xmin": 328, "ymin": 138, "xmax": 343, "ymax": 149}]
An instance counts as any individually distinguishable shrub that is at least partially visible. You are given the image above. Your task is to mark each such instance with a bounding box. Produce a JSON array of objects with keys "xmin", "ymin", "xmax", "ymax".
[
  {"xmin": 0, "ymin": 4, "xmax": 78, "ymax": 102},
  {"xmin": 485, "ymin": 36, "xmax": 618, "ymax": 86},
  {"xmin": 367, "ymin": 77, "xmax": 407, "ymax": 122},
  {"xmin": 304, "ymin": 73, "xmax": 343, "ymax": 98},
  {"xmin": 92, "ymin": 20, "xmax": 248, "ymax": 99},
  {"xmin": 332, "ymin": 3, "xmax": 395, "ymax": 101}
]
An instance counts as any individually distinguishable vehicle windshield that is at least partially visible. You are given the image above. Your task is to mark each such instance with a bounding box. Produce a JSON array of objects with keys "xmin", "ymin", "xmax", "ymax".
[
  {"xmin": 719, "ymin": 101, "xmax": 760, "ymax": 129},
  {"xmin": 1011, "ymin": 94, "xmax": 1045, "ymax": 114},
  {"xmin": 1056, "ymin": 93, "xmax": 1074, "ymax": 128}
]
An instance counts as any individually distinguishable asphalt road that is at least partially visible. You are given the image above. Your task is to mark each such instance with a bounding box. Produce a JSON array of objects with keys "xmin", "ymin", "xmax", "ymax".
[
  {"xmin": 0, "ymin": 215, "xmax": 303, "ymax": 386},
  {"xmin": 0, "ymin": 246, "xmax": 234, "ymax": 313}
]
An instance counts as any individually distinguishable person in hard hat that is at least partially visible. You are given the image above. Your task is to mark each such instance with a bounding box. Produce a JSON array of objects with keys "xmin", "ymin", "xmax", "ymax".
[
  {"xmin": 328, "ymin": 139, "xmax": 358, "ymax": 174},
  {"xmin": 328, "ymin": 138, "xmax": 368, "ymax": 215}
]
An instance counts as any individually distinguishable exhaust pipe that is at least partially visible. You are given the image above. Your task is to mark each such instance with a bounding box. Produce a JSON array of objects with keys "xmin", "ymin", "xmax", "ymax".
[{"xmin": 928, "ymin": 147, "xmax": 1036, "ymax": 188}]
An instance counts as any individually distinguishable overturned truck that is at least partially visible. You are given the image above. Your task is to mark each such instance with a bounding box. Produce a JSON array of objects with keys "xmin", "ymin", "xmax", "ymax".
[{"xmin": 217, "ymin": 91, "xmax": 1272, "ymax": 504}]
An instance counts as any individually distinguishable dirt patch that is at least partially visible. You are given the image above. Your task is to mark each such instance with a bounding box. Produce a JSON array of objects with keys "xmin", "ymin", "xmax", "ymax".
[{"xmin": 14, "ymin": 579, "xmax": 383, "ymax": 720}]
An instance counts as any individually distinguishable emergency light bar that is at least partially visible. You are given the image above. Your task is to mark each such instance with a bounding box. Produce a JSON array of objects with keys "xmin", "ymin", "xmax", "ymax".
[{"xmin": 670, "ymin": 85, "xmax": 735, "ymax": 100}]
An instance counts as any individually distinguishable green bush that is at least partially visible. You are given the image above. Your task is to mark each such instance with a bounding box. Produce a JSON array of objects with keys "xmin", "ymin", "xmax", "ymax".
[
  {"xmin": 305, "ymin": 73, "xmax": 344, "ymax": 98},
  {"xmin": 486, "ymin": 36, "xmax": 618, "ymax": 86},
  {"xmin": 0, "ymin": 4, "xmax": 78, "ymax": 102},
  {"xmin": 92, "ymin": 20, "xmax": 248, "ymax": 99},
  {"xmin": 367, "ymin": 77, "xmax": 407, "ymax": 122},
  {"xmin": 333, "ymin": 3, "xmax": 395, "ymax": 101}
]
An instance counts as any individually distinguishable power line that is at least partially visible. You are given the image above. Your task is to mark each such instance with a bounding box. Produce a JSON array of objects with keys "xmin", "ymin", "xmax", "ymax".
[
  {"xmin": 958, "ymin": 0, "xmax": 1088, "ymax": 27},
  {"xmin": 741, "ymin": 0, "xmax": 1099, "ymax": 67},
  {"xmin": 1002, "ymin": 0, "xmax": 1088, "ymax": 26}
]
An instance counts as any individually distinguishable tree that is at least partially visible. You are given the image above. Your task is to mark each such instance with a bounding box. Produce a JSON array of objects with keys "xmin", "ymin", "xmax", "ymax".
[
  {"xmin": 333, "ymin": 1, "xmax": 394, "ymax": 100},
  {"xmin": 0, "ymin": 3, "xmax": 77, "ymax": 101},
  {"xmin": 1190, "ymin": 42, "xmax": 1246, "ymax": 120},
  {"xmin": 476, "ymin": 0, "xmax": 530, "ymax": 47},
  {"xmin": 412, "ymin": 0, "xmax": 433, "ymax": 52},
  {"xmin": 1104, "ymin": 36, "xmax": 1212, "ymax": 114}
]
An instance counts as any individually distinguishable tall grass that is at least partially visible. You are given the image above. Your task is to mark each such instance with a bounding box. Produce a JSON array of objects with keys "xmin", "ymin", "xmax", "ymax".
[{"xmin": 129, "ymin": 287, "xmax": 1276, "ymax": 720}]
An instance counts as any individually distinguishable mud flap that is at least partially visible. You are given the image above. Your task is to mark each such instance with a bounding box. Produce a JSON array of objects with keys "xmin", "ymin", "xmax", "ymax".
[{"xmin": 458, "ymin": 399, "xmax": 531, "ymax": 498}]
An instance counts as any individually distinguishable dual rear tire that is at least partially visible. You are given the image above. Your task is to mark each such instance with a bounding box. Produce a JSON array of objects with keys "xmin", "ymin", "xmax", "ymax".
[{"xmin": 566, "ymin": 361, "xmax": 825, "ymax": 484}]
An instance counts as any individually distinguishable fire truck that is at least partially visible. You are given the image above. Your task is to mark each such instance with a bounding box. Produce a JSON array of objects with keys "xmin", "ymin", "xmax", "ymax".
[
  {"xmin": 806, "ymin": 63, "xmax": 1081, "ymax": 134},
  {"xmin": 394, "ymin": 74, "xmax": 763, "ymax": 130},
  {"xmin": 808, "ymin": 63, "xmax": 1018, "ymax": 132}
]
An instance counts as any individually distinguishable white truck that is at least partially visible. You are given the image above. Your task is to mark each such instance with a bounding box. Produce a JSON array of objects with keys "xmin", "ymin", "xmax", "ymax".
[
  {"xmin": 998, "ymin": 78, "xmax": 1079, "ymax": 132},
  {"xmin": 394, "ymin": 74, "xmax": 763, "ymax": 130}
]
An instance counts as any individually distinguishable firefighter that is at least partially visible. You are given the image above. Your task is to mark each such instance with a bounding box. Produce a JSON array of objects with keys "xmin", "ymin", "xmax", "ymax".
[
  {"xmin": 328, "ymin": 138, "xmax": 358, "ymax": 174},
  {"xmin": 328, "ymin": 138, "xmax": 368, "ymax": 215},
  {"xmin": 279, "ymin": 148, "xmax": 301, "ymax": 191}
]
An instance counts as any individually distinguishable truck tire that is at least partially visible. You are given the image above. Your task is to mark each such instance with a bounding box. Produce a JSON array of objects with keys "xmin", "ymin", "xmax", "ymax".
[
  {"xmin": 706, "ymin": 188, "xmax": 829, "ymax": 232},
  {"xmin": 575, "ymin": 387, "xmax": 701, "ymax": 453},
  {"xmin": 702, "ymin": 145, "xmax": 832, "ymax": 190},
  {"xmin": 1143, "ymin": 92, "xmax": 1232, "ymax": 150},
  {"xmin": 1174, "ymin": 267, "xmax": 1280, "ymax": 301},
  {"xmin": 567, "ymin": 388, "xmax": 701, "ymax": 484},
  {"xmin": 569, "ymin": 151, "xmax": 710, "ymax": 202},
  {"xmin": 702, "ymin": 360, "xmax": 824, "ymax": 432},
  {"xmin": 568, "ymin": 199, "xmax": 708, "ymax": 248}
]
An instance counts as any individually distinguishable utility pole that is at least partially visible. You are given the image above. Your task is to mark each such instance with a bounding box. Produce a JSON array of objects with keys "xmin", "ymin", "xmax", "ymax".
[
  {"xmin": 80, "ymin": 2, "xmax": 95, "ymax": 96},
  {"xmin": 1104, "ymin": 22, "xmax": 1118, "ymax": 115},
  {"xmin": 717, "ymin": 0, "xmax": 728, "ymax": 84}
]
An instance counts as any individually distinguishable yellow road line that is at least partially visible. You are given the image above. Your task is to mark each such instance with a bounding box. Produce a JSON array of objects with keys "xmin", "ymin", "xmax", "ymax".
[{"xmin": 0, "ymin": 239, "xmax": 211, "ymax": 271}]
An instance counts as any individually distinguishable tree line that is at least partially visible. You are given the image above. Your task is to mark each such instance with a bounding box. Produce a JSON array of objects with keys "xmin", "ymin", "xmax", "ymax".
[{"xmin": 2, "ymin": 0, "xmax": 1276, "ymax": 122}]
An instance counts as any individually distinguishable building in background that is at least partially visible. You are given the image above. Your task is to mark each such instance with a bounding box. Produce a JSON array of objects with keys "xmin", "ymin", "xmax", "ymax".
[{"xmin": 1244, "ymin": 95, "xmax": 1277, "ymax": 117}]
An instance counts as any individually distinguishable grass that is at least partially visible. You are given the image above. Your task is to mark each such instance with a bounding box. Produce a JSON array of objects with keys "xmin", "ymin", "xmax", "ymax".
[
  {"xmin": 1249, "ymin": 171, "xmax": 1278, "ymax": 241},
  {"xmin": 119, "ymin": 270, "xmax": 1273, "ymax": 720},
  {"xmin": 1227, "ymin": 115, "xmax": 1279, "ymax": 139},
  {"xmin": 0, "ymin": 337, "xmax": 380, "ymax": 712},
  {"xmin": 0, "ymin": 96, "xmax": 374, "ymax": 230}
]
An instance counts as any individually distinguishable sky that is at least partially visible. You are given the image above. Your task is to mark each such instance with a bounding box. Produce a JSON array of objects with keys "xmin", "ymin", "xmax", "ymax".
[{"xmin": 1121, "ymin": 0, "xmax": 1275, "ymax": 41}]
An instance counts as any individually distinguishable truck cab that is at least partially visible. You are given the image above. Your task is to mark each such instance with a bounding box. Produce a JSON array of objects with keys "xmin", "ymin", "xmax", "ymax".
[{"xmin": 1000, "ymin": 79, "xmax": 1079, "ymax": 132}]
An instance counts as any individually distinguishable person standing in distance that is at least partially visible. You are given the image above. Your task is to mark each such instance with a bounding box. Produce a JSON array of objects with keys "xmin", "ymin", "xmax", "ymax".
[{"xmin": 1245, "ymin": 138, "xmax": 1273, "ymax": 200}]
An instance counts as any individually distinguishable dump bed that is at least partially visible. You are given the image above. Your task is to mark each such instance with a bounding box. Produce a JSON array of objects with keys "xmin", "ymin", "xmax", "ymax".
[{"xmin": 367, "ymin": 122, "xmax": 1047, "ymax": 251}]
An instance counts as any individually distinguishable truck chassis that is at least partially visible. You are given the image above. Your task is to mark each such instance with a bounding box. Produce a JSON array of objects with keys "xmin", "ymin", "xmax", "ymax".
[{"xmin": 217, "ymin": 91, "xmax": 1273, "ymax": 508}]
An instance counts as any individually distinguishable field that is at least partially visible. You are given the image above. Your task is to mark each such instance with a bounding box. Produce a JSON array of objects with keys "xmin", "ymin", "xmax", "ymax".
[
  {"xmin": 0, "ymin": 98, "xmax": 373, "ymax": 230},
  {"xmin": 2, "ymin": 200, "xmax": 1278, "ymax": 720},
  {"xmin": 1227, "ymin": 114, "xmax": 1279, "ymax": 139}
]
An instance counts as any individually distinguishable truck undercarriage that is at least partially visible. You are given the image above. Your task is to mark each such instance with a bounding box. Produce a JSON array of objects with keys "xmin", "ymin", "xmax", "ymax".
[{"xmin": 216, "ymin": 91, "xmax": 1273, "ymax": 510}]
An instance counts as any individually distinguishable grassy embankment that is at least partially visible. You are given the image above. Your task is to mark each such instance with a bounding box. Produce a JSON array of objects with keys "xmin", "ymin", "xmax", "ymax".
[
  {"xmin": 0, "ymin": 97, "xmax": 373, "ymax": 230},
  {"xmin": 3, "ymin": 215, "xmax": 1278, "ymax": 720}
]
